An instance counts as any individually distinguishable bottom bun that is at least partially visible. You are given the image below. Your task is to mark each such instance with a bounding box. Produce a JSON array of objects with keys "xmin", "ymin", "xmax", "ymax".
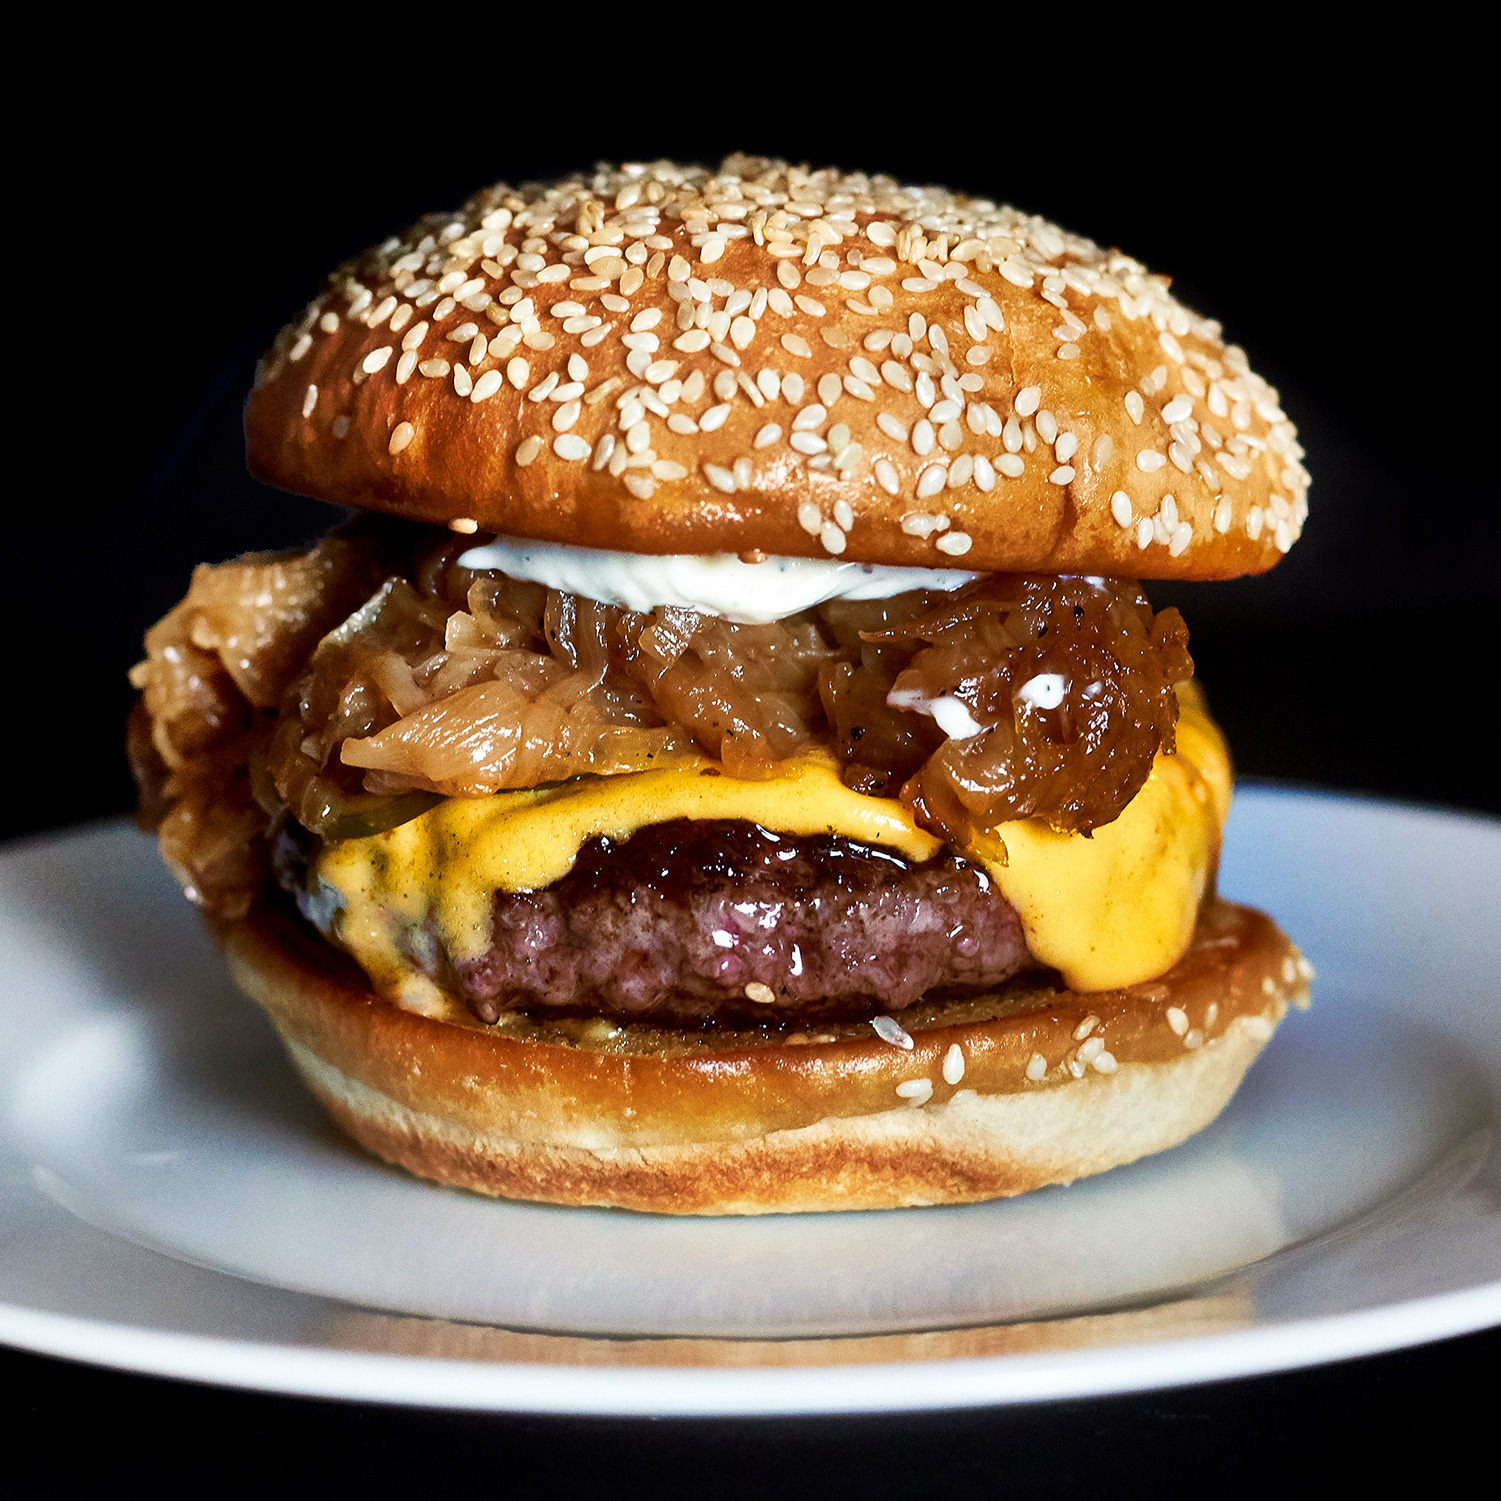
[{"xmin": 222, "ymin": 899, "xmax": 1309, "ymax": 1215}]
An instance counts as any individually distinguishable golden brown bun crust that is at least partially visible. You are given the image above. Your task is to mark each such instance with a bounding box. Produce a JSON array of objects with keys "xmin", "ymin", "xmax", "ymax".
[
  {"xmin": 222, "ymin": 898, "xmax": 1309, "ymax": 1214},
  {"xmin": 247, "ymin": 157, "xmax": 1307, "ymax": 578}
]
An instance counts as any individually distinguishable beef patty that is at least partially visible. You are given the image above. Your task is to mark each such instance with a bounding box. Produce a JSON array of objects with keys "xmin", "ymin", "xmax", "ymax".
[
  {"xmin": 450, "ymin": 819, "xmax": 1033, "ymax": 1024},
  {"xmin": 276, "ymin": 815, "xmax": 1035, "ymax": 1025}
]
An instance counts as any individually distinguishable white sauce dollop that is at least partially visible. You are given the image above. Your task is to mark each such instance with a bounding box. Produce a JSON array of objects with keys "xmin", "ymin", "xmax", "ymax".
[
  {"xmin": 1015, "ymin": 672, "xmax": 1069, "ymax": 711},
  {"xmin": 456, "ymin": 536, "xmax": 980, "ymax": 624},
  {"xmin": 885, "ymin": 688, "xmax": 987, "ymax": 741}
]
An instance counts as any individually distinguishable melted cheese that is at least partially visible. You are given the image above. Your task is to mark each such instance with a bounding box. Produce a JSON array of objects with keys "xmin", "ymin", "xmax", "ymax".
[{"xmin": 314, "ymin": 696, "xmax": 1229, "ymax": 1000}]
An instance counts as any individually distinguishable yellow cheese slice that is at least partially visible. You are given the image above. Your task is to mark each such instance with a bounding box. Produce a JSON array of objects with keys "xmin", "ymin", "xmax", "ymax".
[{"xmin": 315, "ymin": 693, "xmax": 1229, "ymax": 1000}]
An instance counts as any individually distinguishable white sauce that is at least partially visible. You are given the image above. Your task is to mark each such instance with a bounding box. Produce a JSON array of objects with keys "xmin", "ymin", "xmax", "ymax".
[
  {"xmin": 1015, "ymin": 672, "xmax": 1069, "ymax": 711},
  {"xmin": 885, "ymin": 688, "xmax": 987, "ymax": 741},
  {"xmin": 456, "ymin": 535, "xmax": 980, "ymax": 624}
]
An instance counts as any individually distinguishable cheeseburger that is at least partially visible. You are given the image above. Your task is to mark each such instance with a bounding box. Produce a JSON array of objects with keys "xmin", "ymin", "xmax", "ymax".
[{"xmin": 130, "ymin": 155, "xmax": 1312, "ymax": 1214}]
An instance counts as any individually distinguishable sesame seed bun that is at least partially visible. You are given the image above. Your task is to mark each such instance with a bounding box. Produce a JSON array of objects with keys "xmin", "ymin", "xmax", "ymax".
[
  {"xmin": 221, "ymin": 896, "xmax": 1307, "ymax": 1214},
  {"xmin": 246, "ymin": 155, "xmax": 1308, "ymax": 576}
]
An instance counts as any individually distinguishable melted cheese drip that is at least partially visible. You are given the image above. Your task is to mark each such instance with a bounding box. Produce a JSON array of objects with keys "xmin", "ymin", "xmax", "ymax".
[{"xmin": 314, "ymin": 694, "xmax": 1230, "ymax": 1002}]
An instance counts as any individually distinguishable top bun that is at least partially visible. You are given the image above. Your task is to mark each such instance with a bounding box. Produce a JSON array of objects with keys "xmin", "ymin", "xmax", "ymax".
[{"xmin": 247, "ymin": 155, "xmax": 1307, "ymax": 577}]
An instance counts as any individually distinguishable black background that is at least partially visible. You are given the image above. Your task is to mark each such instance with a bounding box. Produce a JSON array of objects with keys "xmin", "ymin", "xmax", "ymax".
[{"xmin": 7, "ymin": 22, "xmax": 1497, "ymax": 1496}]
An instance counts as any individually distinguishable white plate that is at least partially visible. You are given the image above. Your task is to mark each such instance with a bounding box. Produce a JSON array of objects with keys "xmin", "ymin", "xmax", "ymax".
[{"xmin": 1, "ymin": 789, "xmax": 1498, "ymax": 1413}]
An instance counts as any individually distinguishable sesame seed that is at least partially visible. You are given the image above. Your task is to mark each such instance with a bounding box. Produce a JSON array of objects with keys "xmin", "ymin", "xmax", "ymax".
[
  {"xmin": 916, "ymin": 464, "xmax": 947, "ymax": 498},
  {"xmin": 936, "ymin": 531, "xmax": 972, "ymax": 555},
  {"xmin": 705, "ymin": 463, "xmax": 737, "ymax": 493},
  {"xmin": 1137, "ymin": 450, "xmax": 1166, "ymax": 472},
  {"xmin": 896, "ymin": 1079, "xmax": 934, "ymax": 1105},
  {"xmin": 1111, "ymin": 491, "xmax": 1133, "ymax": 527},
  {"xmin": 515, "ymin": 436, "xmax": 542, "ymax": 466},
  {"xmin": 1026, "ymin": 1054, "xmax": 1047, "ymax": 1081},
  {"xmin": 996, "ymin": 453, "xmax": 1025, "ymax": 478},
  {"xmin": 465, "ymin": 369, "xmax": 499, "ymax": 404},
  {"xmin": 388, "ymin": 422, "xmax": 415, "ymax": 455},
  {"xmin": 301, "ymin": 384, "xmax": 318, "ymax": 419},
  {"xmin": 744, "ymin": 981, "xmax": 775, "ymax": 1004},
  {"xmin": 448, "ymin": 517, "xmax": 478, "ymax": 534},
  {"xmin": 871, "ymin": 1015, "xmax": 914, "ymax": 1049},
  {"xmin": 797, "ymin": 501, "xmax": 822, "ymax": 535},
  {"xmin": 942, "ymin": 1043, "xmax": 965, "ymax": 1085},
  {"xmin": 819, "ymin": 522, "xmax": 846, "ymax": 554},
  {"xmin": 1049, "ymin": 466, "xmax": 1075, "ymax": 485}
]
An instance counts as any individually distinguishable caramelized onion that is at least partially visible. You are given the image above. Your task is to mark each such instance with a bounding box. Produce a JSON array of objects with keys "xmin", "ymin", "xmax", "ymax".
[
  {"xmin": 132, "ymin": 520, "xmax": 1193, "ymax": 916},
  {"xmin": 825, "ymin": 576, "xmax": 1191, "ymax": 841}
]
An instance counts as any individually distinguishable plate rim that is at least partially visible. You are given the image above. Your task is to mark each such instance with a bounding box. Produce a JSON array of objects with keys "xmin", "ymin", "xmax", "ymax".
[{"xmin": 3, "ymin": 1281, "xmax": 1499, "ymax": 1414}]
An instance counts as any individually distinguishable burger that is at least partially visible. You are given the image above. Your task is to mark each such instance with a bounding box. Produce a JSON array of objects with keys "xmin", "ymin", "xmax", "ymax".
[{"xmin": 129, "ymin": 154, "xmax": 1313, "ymax": 1215}]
